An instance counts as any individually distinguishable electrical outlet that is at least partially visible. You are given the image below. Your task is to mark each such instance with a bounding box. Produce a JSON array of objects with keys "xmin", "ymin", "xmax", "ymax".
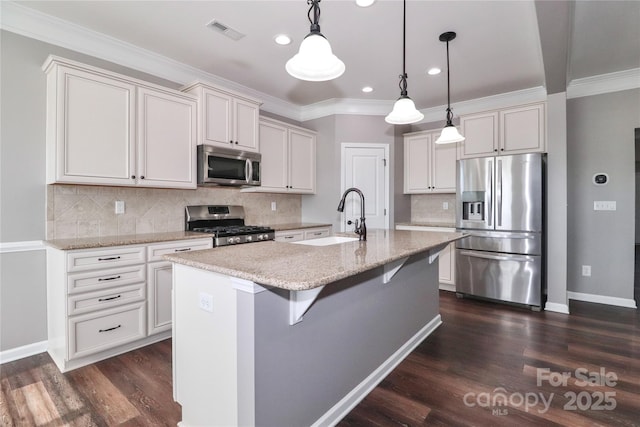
[
  {"xmin": 198, "ymin": 292, "xmax": 213, "ymax": 312},
  {"xmin": 594, "ymin": 201, "xmax": 616, "ymax": 211},
  {"xmin": 582, "ymin": 265, "xmax": 591, "ymax": 277},
  {"xmin": 271, "ymin": 201, "xmax": 277, "ymax": 211},
  {"xmin": 115, "ymin": 200, "xmax": 125, "ymax": 214},
  {"xmin": 443, "ymin": 202, "xmax": 449, "ymax": 210}
]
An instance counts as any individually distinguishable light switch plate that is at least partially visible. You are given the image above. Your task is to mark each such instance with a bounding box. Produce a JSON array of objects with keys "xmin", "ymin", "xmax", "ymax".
[
  {"xmin": 115, "ymin": 200, "xmax": 125, "ymax": 214},
  {"xmin": 594, "ymin": 201, "xmax": 616, "ymax": 211},
  {"xmin": 198, "ymin": 292, "xmax": 213, "ymax": 312}
]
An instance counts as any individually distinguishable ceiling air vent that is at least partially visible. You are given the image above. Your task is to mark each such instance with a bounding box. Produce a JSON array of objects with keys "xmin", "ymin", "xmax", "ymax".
[{"xmin": 206, "ymin": 19, "xmax": 245, "ymax": 41}]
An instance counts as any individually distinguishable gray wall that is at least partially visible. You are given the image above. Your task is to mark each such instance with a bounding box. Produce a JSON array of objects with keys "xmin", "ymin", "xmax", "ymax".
[
  {"xmin": 301, "ymin": 115, "xmax": 408, "ymax": 230},
  {"xmin": 567, "ymin": 89, "xmax": 640, "ymax": 299}
]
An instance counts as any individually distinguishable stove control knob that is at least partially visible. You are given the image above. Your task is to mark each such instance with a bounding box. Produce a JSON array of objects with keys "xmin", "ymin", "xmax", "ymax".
[
  {"xmin": 234, "ymin": 237, "xmax": 242, "ymax": 244},
  {"xmin": 257, "ymin": 234, "xmax": 264, "ymax": 241},
  {"xmin": 246, "ymin": 235, "xmax": 253, "ymax": 242}
]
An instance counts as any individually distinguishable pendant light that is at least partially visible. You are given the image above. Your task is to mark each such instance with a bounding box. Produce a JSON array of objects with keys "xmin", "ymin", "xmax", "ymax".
[
  {"xmin": 385, "ymin": 0, "xmax": 424, "ymax": 125},
  {"xmin": 286, "ymin": 0, "xmax": 345, "ymax": 82},
  {"xmin": 435, "ymin": 31, "xmax": 465, "ymax": 144}
]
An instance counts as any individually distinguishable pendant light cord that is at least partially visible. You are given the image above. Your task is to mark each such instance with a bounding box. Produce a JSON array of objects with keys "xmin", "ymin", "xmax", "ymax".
[
  {"xmin": 445, "ymin": 38, "xmax": 453, "ymax": 125},
  {"xmin": 307, "ymin": 0, "xmax": 321, "ymax": 32},
  {"xmin": 398, "ymin": 0, "xmax": 408, "ymax": 96}
]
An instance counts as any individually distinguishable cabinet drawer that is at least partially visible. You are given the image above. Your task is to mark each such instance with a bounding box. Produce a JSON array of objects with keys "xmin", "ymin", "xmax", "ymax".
[
  {"xmin": 67, "ymin": 264, "xmax": 145, "ymax": 295},
  {"xmin": 275, "ymin": 231, "xmax": 304, "ymax": 242},
  {"xmin": 147, "ymin": 239, "xmax": 213, "ymax": 262},
  {"xmin": 304, "ymin": 228, "xmax": 331, "ymax": 240},
  {"xmin": 67, "ymin": 246, "xmax": 145, "ymax": 272},
  {"xmin": 69, "ymin": 302, "xmax": 146, "ymax": 360},
  {"xmin": 68, "ymin": 283, "xmax": 145, "ymax": 316}
]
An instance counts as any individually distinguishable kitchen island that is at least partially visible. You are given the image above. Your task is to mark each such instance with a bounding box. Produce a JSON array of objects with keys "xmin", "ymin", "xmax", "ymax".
[{"xmin": 165, "ymin": 229, "xmax": 464, "ymax": 427}]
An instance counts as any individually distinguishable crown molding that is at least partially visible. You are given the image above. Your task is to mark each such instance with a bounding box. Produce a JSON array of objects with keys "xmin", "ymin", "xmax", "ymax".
[
  {"xmin": 0, "ymin": 1, "xmax": 301, "ymax": 119},
  {"xmin": 567, "ymin": 68, "xmax": 640, "ymax": 99}
]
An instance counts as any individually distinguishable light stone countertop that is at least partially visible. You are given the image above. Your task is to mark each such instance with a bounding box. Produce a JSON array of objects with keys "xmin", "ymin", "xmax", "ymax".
[
  {"xmin": 396, "ymin": 221, "xmax": 456, "ymax": 229},
  {"xmin": 164, "ymin": 229, "xmax": 465, "ymax": 291},
  {"xmin": 45, "ymin": 231, "xmax": 211, "ymax": 250},
  {"xmin": 260, "ymin": 222, "xmax": 332, "ymax": 232}
]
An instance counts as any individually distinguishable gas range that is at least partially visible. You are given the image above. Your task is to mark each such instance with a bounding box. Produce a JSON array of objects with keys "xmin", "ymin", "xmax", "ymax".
[{"xmin": 185, "ymin": 205, "xmax": 275, "ymax": 247}]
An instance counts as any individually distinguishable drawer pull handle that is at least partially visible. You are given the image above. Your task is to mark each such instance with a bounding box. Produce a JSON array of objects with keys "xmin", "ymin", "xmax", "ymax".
[
  {"xmin": 98, "ymin": 256, "xmax": 121, "ymax": 261},
  {"xmin": 98, "ymin": 295, "xmax": 122, "ymax": 302},
  {"xmin": 174, "ymin": 248, "xmax": 191, "ymax": 252},
  {"xmin": 98, "ymin": 275, "xmax": 121, "ymax": 282},
  {"xmin": 285, "ymin": 236, "xmax": 294, "ymax": 239},
  {"xmin": 99, "ymin": 325, "xmax": 122, "ymax": 333},
  {"xmin": 313, "ymin": 232, "xmax": 322, "ymax": 236}
]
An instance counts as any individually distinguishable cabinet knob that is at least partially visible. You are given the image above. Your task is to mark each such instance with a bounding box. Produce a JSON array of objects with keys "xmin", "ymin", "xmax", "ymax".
[
  {"xmin": 494, "ymin": 149, "xmax": 498, "ymax": 152},
  {"xmin": 140, "ymin": 176, "xmax": 145, "ymax": 179},
  {"xmin": 230, "ymin": 140, "xmax": 234, "ymax": 144},
  {"xmin": 235, "ymin": 141, "xmax": 239, "ymax": 145},
  {"xmin": 131, "ymin": 175, "xmax": 136, "ymax": 179},
  {"xmin": 501, "ymin": 148, "xmax": 504, "ymax": 151}
]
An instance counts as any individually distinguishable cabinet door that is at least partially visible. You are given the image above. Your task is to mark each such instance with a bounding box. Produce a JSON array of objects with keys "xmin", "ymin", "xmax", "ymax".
[
  {"xmin": 233, "ymin": 98, "xmax": 260, "ymax": 152},
  {"xmin": 137, "ymin": 88, "xmax": 197, "ymax": 189},
  {"xmin": 459, "ymin": 112, "xmax": 499, "ymax": 158},
  {"xmin": 500, "ymin": 104, "xmax": 545, "ymax": 154},
  {"xmin": 404, "ymin": 134, "xmax": 431, "ymax": 193},
  {"xmin": 288, "ymin": 129, "xmax": 316, "ymax": 193},
  {"xmin": 430, "ymin": 134, "xmax": 457, "ymax": 192},
  {"xmin": 438, "ymin": 242, "xmax": 455, "ymax": 285},
  {"xmin": 54, "ymin": 67, "xmax": 136, "ymax": 185},
  {"xmin": 147, "ymin": 261, "xmax": 173, "ymax": 335},
  {"xmin": 202, "ymin": 88, "xmax": 232, "ymax": 146},
  {"xmin": 259, "ymin": 120, "xmax": 289, "ymax": 190}
]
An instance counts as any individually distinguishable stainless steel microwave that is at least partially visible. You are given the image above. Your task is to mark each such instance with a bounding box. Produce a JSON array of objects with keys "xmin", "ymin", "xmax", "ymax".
[{"xmin": 197, "ymin": 145, "xmax": 261, "ymax": 186}]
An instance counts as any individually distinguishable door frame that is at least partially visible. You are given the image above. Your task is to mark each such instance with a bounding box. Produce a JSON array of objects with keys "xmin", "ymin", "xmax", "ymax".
[{"xmin": 340, "ymin": 142, "xmax": 390, "ymax": 231}]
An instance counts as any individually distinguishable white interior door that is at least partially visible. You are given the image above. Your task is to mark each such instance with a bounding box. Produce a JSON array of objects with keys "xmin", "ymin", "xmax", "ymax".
[{"xmin": 341, "ymin": 143, "xmax": 389, "ymax": 231}]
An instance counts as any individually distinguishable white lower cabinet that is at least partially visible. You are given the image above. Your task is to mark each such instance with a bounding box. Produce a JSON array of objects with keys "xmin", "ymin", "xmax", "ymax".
[
  {"xmin": 46, "ymin": 237, "xmax": 212, "ymax": 372},
  {"xmin": 395, "ymin": 225, "xmax": 456, "ymax": 290},
  {"xmin": 275, "ymin": 226, "xmax": 332, "ymax": 243}
]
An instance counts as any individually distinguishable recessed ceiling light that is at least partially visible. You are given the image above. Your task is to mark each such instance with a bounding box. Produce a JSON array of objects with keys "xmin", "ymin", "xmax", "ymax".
[
  {"xmin": 274, "ymin": 34, "xmax": 292, "ymax": 45},
  {"xmin": 427, "ymin": 67, "xmax": 442, "ymax": 75},
  {"xmin": 362, "ymin": 86, "xmax": 373, "ymax": 93},
  {"xmin": 356, "ymin": 0, "xmax": 376, "ymax": 7}
]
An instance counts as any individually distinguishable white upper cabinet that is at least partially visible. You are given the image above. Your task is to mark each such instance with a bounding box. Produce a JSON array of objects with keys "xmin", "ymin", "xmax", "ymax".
[
  {"xmin": 182, "ymin": 82, "xmax": 261, "ymax": 152},
  {"xmin": 136, "ymin": 87, "xmax": 197, "ymax": 189},
  {"xmin": 43, "ymin": 56, "xmax": 197, "ymax": 189},
  {"xmin": 404, "ymin": 131, "xmax": 457, "ymax": 194},
  {"xmin": 459, "ymin": 102, "xmax": 546, "ymax": 158},
  {"xmin": 245, "ymin": 117, "xmax": 316, "ymax": 194}
]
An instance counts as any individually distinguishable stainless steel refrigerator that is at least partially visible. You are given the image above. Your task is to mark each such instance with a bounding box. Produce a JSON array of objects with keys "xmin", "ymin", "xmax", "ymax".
[{"xmin": 455, "ymin": 153, "xmax": 545, "ymax": 309}]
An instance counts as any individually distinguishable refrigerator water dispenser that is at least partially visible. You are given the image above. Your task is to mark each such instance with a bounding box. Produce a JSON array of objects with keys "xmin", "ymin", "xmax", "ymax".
[{"xmin": 461, "ymin": 191, "xmax": 485, "ymax": 221}]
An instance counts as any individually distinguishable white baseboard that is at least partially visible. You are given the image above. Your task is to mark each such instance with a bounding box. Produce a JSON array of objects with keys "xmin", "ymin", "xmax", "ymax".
[
  {"xmin": 439, "ymin": 283, "xmax": 456, "ymax": 292},
  {"xmin": 568, "ymin": 291, "xmax": 638, "ymax": 309},
  {"xmin": 311, "ymin": 314, "xmax": 442, "ymax": 427},
  {"xmin": 544, "ymin": 302, "xmax": 570, "ymax": 314},
  {"xmin": 0, "ymin": 340, "xmax": 48, "ymax": 364}
]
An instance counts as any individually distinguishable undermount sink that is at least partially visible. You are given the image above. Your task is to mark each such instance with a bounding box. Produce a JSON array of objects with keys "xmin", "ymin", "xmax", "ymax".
[{"xmin": 293, "ymin": 236, "xmax": 360, "ymax": 246}]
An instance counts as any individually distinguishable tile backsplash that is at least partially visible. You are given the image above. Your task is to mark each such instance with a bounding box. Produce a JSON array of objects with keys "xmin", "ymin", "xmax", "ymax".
[
  {"xmin": 47, "ymin": 184, "xmax": 301, "ymax": 240},
  {"xmin": 411, "ymin": 193, "xmax": 456, "ymax": 224}
]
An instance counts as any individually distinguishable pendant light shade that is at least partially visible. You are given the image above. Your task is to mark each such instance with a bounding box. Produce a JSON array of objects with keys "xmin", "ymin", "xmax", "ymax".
[
  {"xmin": 385, "ymin": 0, "xmax": 423, "ymax": 125},
  {"xmin": 435, "ymin": 31, "xmax": 465, "ymax": 144},
  {"xmin": 286, "ymin": 0, "xmax": 345, "ymax": 82}
]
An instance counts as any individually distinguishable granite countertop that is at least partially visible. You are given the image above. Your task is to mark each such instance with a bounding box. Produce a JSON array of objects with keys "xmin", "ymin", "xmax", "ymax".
[
  {"xmin": 260, "ymin": 222, "xmax": 333, "ymax": 232},
  {"xmin": 45, "ymin": 231, "xmax": 211, "ymax": 250},
  {"xmin": 164, "ymin": 229, "xmax": 465, "ymax": 291},
  {"xmin": 396, "ymin": 221, "xmax": 456, "ymax": 229}
]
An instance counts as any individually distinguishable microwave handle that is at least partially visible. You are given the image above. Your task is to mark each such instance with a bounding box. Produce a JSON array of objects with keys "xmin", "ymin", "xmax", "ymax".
[{"xmin": 245, "ymin": 159, "xmax": 252, "ymax": 184}]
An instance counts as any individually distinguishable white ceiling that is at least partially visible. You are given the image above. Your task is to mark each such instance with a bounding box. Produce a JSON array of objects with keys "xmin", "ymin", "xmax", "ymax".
[{"xmin": 9, "ymin": 0, "xmax": 640, "ymax": 111}]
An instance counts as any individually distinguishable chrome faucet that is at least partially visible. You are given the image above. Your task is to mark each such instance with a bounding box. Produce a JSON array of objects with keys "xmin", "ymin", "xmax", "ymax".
[{"xmin": 337, "ymin": 187, "xmax": 367, "ymax": 241}]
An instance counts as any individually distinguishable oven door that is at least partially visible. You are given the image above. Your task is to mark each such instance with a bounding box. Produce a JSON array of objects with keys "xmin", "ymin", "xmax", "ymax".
[{"xmin": 198, "ymin": 145, "xmax": 261, "ymax": 186}]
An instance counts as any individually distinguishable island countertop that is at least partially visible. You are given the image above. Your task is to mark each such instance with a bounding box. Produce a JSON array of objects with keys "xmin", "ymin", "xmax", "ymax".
[{"xmin": 164, "ymin": 229, "xmax": 465, "ymax": 291}]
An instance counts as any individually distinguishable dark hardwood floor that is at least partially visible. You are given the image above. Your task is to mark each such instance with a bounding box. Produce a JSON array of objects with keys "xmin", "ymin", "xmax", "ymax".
[{"xmin": 2, "ymin": 291, "xmax": 638, "ymax": 426}]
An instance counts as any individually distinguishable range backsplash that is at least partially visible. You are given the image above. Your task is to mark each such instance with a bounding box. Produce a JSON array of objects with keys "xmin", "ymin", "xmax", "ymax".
[
  {"xmin": 46, "ymin": 185, "xmax": 301, "ymax": 240},
  {"xmin": 411, "ymin": 194, "xmax": 456, "ymax": 224}
]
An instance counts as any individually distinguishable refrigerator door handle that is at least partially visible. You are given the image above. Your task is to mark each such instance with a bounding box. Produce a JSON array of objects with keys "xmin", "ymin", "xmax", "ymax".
[
  {"xmin": 497, "ymin": 159, "xmax": 503, "ymax": 227},
  {"xmin": 459, "ymin": 250, "xmax": 535, "ymax": 263},
  {"xmin": 487, "ymin": 159, "xmax": 493, "ymax": 227},
  {"xmin": 465, "ymin": 232, "xmax": 537, "ymax": 239}
]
